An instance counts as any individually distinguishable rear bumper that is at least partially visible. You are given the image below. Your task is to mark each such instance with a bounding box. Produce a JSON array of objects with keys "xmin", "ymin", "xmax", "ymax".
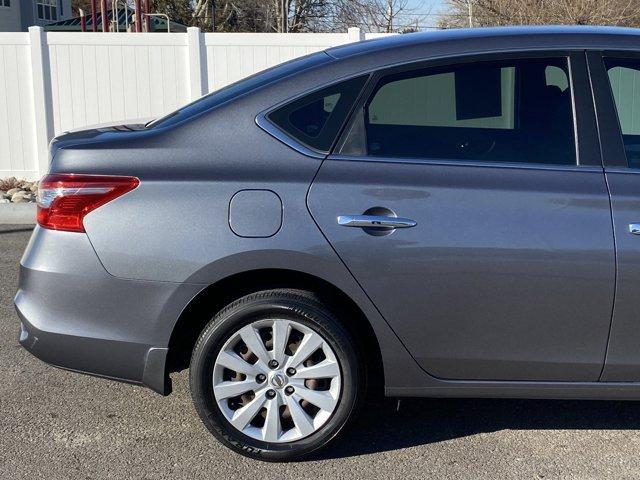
[
  {"xmin": 16, "ymin": 311, "xmax": 169, "ymax": 394},
  {"xmin": 14, "ymin": 227, "xmax": 204, "ymax": 395}
]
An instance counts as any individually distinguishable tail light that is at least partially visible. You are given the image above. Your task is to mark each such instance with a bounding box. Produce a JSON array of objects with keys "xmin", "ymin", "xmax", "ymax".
[{"xmin": 37, "ymin": 174, "xmax": 139, "ymax": 233}]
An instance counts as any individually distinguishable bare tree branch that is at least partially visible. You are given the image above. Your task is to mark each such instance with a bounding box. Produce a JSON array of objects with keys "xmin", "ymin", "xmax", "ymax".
[{"xmin": 439, "ymin": 0, "xmax": 640, "ymax": 29}]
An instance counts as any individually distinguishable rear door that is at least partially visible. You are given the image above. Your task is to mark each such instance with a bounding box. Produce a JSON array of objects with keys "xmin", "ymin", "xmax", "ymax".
[
  {"xmin": 307, "ymin": 52, "xmax": 615, "ymax": 381},
  {"xmin": 589, "ymin": 51, "xmax": 640, "ymax": 381}
]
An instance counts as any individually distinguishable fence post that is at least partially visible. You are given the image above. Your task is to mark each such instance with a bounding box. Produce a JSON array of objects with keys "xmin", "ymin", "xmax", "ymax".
[
  {"xmin": 347, "ymin": 27, "xmax": 364, "ymax": 43},
  {"xmin": 187, "ymin": 27, "xmax": 206, "ymax": 100},
  {"xmin": 28, "ymin": 26, "xmax": 54, "ymax": 178}
]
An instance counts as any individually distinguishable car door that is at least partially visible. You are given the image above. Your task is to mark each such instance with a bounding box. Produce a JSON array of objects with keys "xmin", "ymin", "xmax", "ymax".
[
  {"xmin": 588, "ymin": 51, "xmax": 640, "ymax": 382},
  {"xmin": 308, "ymin": 51, "xmax": 615, "ymax": 381}
]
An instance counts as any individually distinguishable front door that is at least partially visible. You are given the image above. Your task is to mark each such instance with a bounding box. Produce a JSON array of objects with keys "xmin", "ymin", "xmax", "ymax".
[{"xmin": 309, "ymin": 52, "xmax": 615, "ymax": 381}]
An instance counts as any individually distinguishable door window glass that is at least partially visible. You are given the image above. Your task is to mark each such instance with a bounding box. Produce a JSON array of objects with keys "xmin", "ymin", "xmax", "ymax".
[
  {"xmin": 347, "ymin": 57, "xmax": 576, "ymax": 165},
  {"xmin": 605, "ymin": 58, "xmax": 640, "ymax": 168}
]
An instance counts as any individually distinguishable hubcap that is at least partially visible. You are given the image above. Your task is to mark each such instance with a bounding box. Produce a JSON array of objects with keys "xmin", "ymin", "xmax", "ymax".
[
  {"xmin": 212, "ymin": 318, "xmax": 342, "ymax": 443},
  {"xmin": 270, "ymin": 372, "xmax": 286, "ymax": 389}
]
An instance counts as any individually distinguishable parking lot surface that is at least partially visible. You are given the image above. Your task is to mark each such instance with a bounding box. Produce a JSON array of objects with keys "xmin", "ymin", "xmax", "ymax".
[{"xmin": 2, "ymin": 224, "xmax": 640, "ymax": 479}]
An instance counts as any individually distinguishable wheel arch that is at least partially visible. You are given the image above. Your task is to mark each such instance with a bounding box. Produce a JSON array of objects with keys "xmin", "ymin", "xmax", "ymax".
[{"xmin": 166, "ymin": 268, "xmax": 385, "ymax": 395}]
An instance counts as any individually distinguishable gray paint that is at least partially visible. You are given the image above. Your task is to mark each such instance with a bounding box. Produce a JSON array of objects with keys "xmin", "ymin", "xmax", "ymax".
[
  {"xmin": 599, "ymin": 171, "xmax": 640, "ymax": 381},
  {"xmin": 0, "ymin": 1, "xmax": 72, "ymax": 31},
  {"xmin": 15, "ymin": 26, "xmax": 640, "ymax": 399},
  {"xmin": 308, "ymin": 159, "xmax": 614, "ymax": 381},
  {"xmin": 15, "ymin": 226, "xmax": 203, "ymax": 393},
  {"xmin": 229, "ymin": 190, "xmax": 283, "ymax": 238},
  {"xmin": 0, "ymin": 1, "xmax": 21, "ymax": 32}
]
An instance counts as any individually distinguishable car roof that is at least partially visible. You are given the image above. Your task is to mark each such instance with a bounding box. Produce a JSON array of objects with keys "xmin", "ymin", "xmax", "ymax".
[{"xmin": 326, "ymin": 26, "xmax": 640, "ymax": 60}]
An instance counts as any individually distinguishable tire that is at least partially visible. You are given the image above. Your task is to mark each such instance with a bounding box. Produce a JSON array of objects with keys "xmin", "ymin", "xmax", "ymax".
[{"xmin": 189, "ymin": 289, "xmax": 362, "ymax": 461}]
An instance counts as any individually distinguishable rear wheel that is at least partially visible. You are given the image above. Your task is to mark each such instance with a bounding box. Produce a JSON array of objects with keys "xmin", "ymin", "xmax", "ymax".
[{"xmin": 189, "ymin": 289, "xmax": 361, "ymax": 461}]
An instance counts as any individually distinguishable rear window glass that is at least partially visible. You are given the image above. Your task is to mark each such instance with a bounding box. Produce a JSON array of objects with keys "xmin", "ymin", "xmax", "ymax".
[{"xmin": 267, "ymin": 75, "xmax": 368, "ymax": 153}]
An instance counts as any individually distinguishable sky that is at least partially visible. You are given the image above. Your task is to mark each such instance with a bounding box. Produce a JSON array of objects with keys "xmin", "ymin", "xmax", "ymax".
[
  {"xmin": 412, "ymin": 0, "xmax": 448, "ymax": 12},
  {"xmin": 405, "ymin": 0, "xmax": 449, "ymax": 29}
]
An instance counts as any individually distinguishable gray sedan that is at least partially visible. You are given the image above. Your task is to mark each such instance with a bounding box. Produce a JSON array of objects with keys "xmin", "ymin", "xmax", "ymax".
[{"xmin": 15, "ymin": 26, "xmax": 640, "ymax": 461}]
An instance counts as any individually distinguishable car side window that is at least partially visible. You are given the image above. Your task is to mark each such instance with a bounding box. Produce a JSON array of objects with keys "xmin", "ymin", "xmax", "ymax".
[
  {"xmin": 267, "ymin": 75, "xmax": 368, "ymax": 153},
  {"xmin": 604, "ymin": 58, "xmax": 640, "ymax": 168},
  {"xmin": 341, "ymin": 57, "xmax": 576, "ymax": 165}
]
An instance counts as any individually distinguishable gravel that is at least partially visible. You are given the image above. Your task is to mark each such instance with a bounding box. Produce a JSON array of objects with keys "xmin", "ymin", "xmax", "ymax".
[
  {"xmin": 0, "ymin": 178, "xmax": 38, "ymax": 203},
  {"xmin": 2, "ymin": 224, "xmax": 640, "ymax": 479}
]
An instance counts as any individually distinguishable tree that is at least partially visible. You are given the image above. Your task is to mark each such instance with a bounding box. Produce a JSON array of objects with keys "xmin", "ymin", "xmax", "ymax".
[
  {"xmin": 150, "ymin": 0, "xmax": 196, "ymax": 26},
  {"xmin": 439, "ymin": 0, "xmax": 640, "ymax": 29},
  {"xmin": 331, "ymin": 0, "xmax": 426, "ymax": 33},
  {"xmin": 75, "ymin": 0, "xmax": 425, "ymax": 33},
  {"xmin": 190, "ymin": 0, "xmax": 425, "ymax": 33},
  {"xmin": 205, "ymin": 1, "xmax": 335, "ymax": 33},
  {"xmin": 71, "ymin": 0, "xmax": 92, "ymax": 14}
]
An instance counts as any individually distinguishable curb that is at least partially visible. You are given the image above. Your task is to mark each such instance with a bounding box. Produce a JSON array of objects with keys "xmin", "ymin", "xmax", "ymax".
[{"xmin": 0, "ymin": 203, "xmax": 36, "ymax": 225}]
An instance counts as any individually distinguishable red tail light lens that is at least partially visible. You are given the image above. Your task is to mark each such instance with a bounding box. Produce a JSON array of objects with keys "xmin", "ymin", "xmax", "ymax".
[{"xmin": 37, "ymin": 174, "xmax": 139, "ymax": 233}]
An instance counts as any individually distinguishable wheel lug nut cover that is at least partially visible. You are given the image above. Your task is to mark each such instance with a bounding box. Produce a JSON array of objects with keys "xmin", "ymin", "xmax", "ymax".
[
  {"xmin": 286, "ymin": 367, "xmax": 296, "ymax": 376},
  {"xmin": 268, "ymin": 360, "xmax": 279, "ymax": 369},
  {"xmin": 285, "ymin": 386, "xmax": 294, "ymax": 395},
  {"xmin": 266, "ymin": 389, "xmax": 276, "ymax": 399}
]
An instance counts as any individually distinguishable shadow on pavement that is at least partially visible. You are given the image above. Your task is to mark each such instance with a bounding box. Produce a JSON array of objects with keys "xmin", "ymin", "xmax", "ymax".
[
  {"xmin": 0, "ymin": 227, "xmax": 34, "ymax": 235},
  {"xmin": 315, "ymin": 397, "xmax": 640, "ymax": 459}
]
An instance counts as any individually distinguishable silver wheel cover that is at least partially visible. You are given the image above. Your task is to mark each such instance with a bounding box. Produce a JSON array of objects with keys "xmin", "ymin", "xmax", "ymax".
[{"xmin": 212, "ymin": 319, "xmax": 342, "ymax": 443}]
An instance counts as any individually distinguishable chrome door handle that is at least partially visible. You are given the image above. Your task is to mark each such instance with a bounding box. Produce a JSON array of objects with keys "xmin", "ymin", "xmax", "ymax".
[
  {"xmin": 337, "ymin": 215, "xmax": 417, "ymax": 229},
  {"xmin": 630, "ymin": 223, "xmax": 640, "ymax": 235}
]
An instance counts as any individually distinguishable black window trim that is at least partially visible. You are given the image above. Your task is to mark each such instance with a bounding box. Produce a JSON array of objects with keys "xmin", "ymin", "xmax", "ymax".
[
  {"xmin": 256, "ymin": 73, "xmax": 371, "ymax": 159},
  {"xmin": 333, "ymin": 49, "xmax": 602, "ymax": 170}
]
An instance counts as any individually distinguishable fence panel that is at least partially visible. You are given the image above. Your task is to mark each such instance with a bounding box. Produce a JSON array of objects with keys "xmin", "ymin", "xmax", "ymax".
[
  {"xmin": 0, "ymin": 27, "xmax": 385, "ymax": 179},
  {"xmin": 46, "ymin": 32, "xmax": 190, "ymax": 136},
  {"xmin": 203, "ymin": 32, "xmax": 352, "ymax": 92},
  {"xmin": 0, "ymin": 33, "xmax": 37, "ymax": 179}
]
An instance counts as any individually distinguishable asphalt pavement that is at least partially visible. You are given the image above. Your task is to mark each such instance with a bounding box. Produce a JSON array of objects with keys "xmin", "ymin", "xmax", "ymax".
[{"xmin": 2, "ymin": 224, "xmax": 640, "ymax": 479}]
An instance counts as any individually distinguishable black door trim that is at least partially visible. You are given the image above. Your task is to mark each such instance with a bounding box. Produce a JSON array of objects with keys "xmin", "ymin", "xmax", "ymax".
[{"xmin": 585, "ymin": 50, "xmax": 629, "ymax": 169}]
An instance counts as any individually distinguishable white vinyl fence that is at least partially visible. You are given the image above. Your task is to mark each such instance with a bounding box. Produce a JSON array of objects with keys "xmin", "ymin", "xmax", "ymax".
[{"xmin": 0, "ymin": 27, "xmax": 384, "ymax": 180}]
